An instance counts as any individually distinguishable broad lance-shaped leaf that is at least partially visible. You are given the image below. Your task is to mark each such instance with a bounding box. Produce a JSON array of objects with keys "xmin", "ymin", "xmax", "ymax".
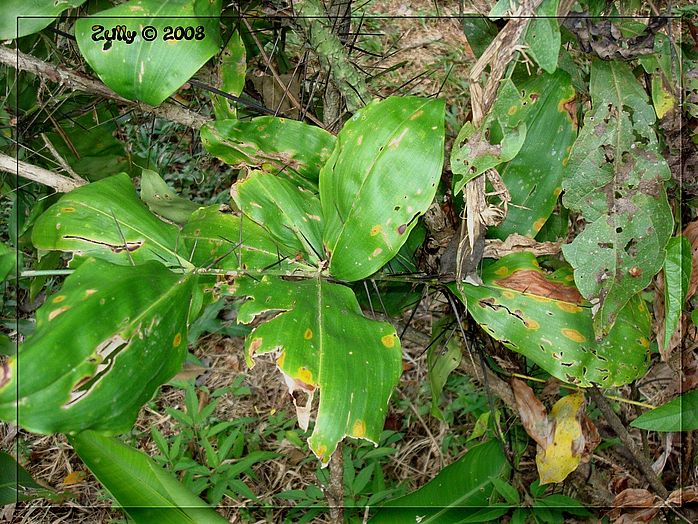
[
  {"xmin": 631, "ymin": 389, "xmax": 698, "ymax": 432},
  {"xmin": 232, "ymin": 171, "xmax": 323, "ymax": 266},
  {"xmin": 1, "ymin": 0, "xmax": 86, "ymax": 40},
  {"xmin": 562, "ymin": 59, "xmax": 673, "ymax": 337},
  {"xmin": 491, "ymin": 70, "xmax": 577, "ymax": 239},
  {"xmin": 321, "ymin": 96, "xmax": 445, "ymax": 281},
  {"xmin": 524, "ymin": 0, "xmax": 561, "ymax": 74},
  {"xmin": 71, "ymin": 431, "xmax": 228, "ymax": 524},
  {"xmin": 428, "ymin": 316, "xmax": 462, "ymax": 421},
  {"xmin": 74, "ymin": 0, "xmax": 222, "ymax": 107},
  {"xmin": 0, "ymin": 258, "xmax": 196, "ymax": 434},
  {"xmin": 450, "ymin": 253, "xmax": 651, "ymax": 387},
  {"xmin": 139, "ymin": 169, "xmax": 199, "ymax": 224},
  {"xmin": 451, "ymin": 80, "xmax": 527, "ymax": 196},
  {"xmin": 32, "ymin": 173, "xmax": 191, "ymax": 268},
  {"xmin": 180, "ymin": 205, "xmax": 314, "ymax": 272},
  {"xmin": 221, "ymin": 276, "xmax": 402, "ymax": 464},
  {"xmin": 660, "ymin": 236, "xmax": 691, "ymax": 357},
  {"xmin": 202, "ymin": 117, "xmax": 335, "ymax": 189},
  {"xmin": 212, "ymin": 30, "xmax": 246, "ymax": 120}
]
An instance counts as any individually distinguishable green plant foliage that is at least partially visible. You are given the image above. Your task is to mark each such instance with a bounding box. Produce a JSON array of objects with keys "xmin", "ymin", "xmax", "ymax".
[
  {"xmin": 74, "ymin": 0, "xmax": 222, "ymax": 106},
  {"xmin": 140, "ymin": 168, "xmax": 199, "ymax": 224},
  {"xmin": 232, "ymin": 171, "xmax": 323, "ymax": 265},
  {"xmin": 661, "ymin": 236, "xmax": 691, "ymax": 353},
  {"xmin": 449, "ymin": 253, "xmax": 651, "ymax": 387},
  {"xmin": 0, "ymin": 0, "xmax": 86, "ymax": 40},
  {"xmin": 631, "ymin": 390, "xmax": 698, "ymax": 432},
  {"xmin": 491, "ymin": 70, "xmax": 576, "ymax": 238},
  {"xmin": 428, "ymin": 316, "xmax": 462, "ymax": 420},
  {"xmin": 369, "ymin": 439, "xmax": 508, "ymax": 523},
  {"xmin": 0, "ymin": 258, "xmax": 196, "ymax": 434},
  {"xmin": 524, "ymin": 0, "xmax": 561, "ymax": 73},
  {"xmin": 70, "ymin": 430, "xmax": 228, "ymax": 523},
  {"xmin": 222, "ymin": 275, "xmax": 402, "ymax": 464},
  {"xmin": 461, "ymin": 17, "xmax": 499, "ymax": 59},
  {"xmin": 561, "ymin": 59, "xmax": 673, "ymax": 338},
  {"xmin": 321, "ymin": 96, "xmax": 445, "ymax": 281},
  {"xmin": 212, "ymin": 31, "xmax": 247, "ymax": 120},
  {"xmin": 0, "ymin": 451, "xmax": 61, "ymax": 504},
  {"xmin": 0, "ymin": 242, "xmax": 15, "ymax": 282},
  {"xmin": 32, "ymin": 173, "xmax": 191, "ymax": 268},
  {"xmin": 201, "ymin": 117, "xmax": 335, "ymax": 189},
  {"xmin": 180, "ymin": 205, "xmax": 309, "ymax": 272},
  {"xmin": 451, "ymin": 80, "xmax": 527, "ymax": 196}
]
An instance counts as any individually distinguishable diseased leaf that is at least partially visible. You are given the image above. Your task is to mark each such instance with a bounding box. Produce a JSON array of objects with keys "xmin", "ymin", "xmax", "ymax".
[
  {"xmin": 140, "ymin": 169, "xmax": 199, "ymax": 224},
  {"xmin": 32, "ymin": 174, "xmax": 191, "ymax": 268},
  {"xmin": 369, "ymin": 440, "xmax": 508, "ymax": 523},
  {"xmin": 451, "ymin": 80, "xmax": 527, "ymax": 196},
  {"xmin": 321, "ymin": 96, "xmax": 445, "ymax": 281},
  {"xmin": 524, "ymin": 0, "xmax": 561, "ymax": 73},
  {"xmin": 561, "ymin": 60, "xmax": 673, "ymax": 338},
  {"xmin": 201, "ymin": 117, "xmax": 335, "ymax": 189},
  {"xmin": 74, "ymin": 0, "xmax": 222, "ymax": 106},
  {"xmin": 427, "ymin": 316, "xmax": 462, "ymax": 420},
  {"xmin": 491, "ymin": 70, "xmax": 577, "ymax": 238},
  {"xmin": 0, "ymin": 258, "xmax": 196, "ymax": 434},
  {"xmin": 660, "ymin": 236, "xmax": 691, "ymax": 357},
  {"xmin": 231, "ymin": 171, "xmax": 323, "ymax": 265},
  {"xmin": 631, "ymin": 389, "xmax": 698, "ymax": 432},
  {"xmin": 71, "ymin": 431, "xmax": 228, "ymax": 523},
  {"xmin": 1, "ymin": 0, "xmax": 86, "ymax": 40},
  {"xmin": 221, "ymin": 276, "xmax": 402, "ymax": 464},
  {"xmin": 450, "ymin": 253, "xmax": 651, "ymax": 387},
  {"xmin": 212, "ymin": 31, "xmax": 246, "ymax": 120}
]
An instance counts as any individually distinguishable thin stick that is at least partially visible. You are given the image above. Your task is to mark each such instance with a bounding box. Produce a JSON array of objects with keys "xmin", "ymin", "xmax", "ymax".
[
  {"xmin": 40, "ymin": 133, "xmax": 85, "ymax": 183},
  {"xmin": 0, "ymin": 151, "xmax": 84, "ymax": 192}
]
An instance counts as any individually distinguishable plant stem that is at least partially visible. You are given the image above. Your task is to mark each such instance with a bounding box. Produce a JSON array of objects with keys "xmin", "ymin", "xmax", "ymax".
[
  {"xmin": 328, "ymin": 441, "xmax": 344, "ymax": 524},
  {"xmin": 0, "ymin": 152, "xmax": 85, "ymax": 193}
]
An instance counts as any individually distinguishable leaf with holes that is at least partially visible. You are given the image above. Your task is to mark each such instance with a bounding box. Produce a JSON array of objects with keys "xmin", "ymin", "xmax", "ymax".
[
  {"xmin": 561, "ymin": 60, "xmax": 673, "ymax": 338},
  {"xmin": 449, "ymin": 253, "xmax": 651, "ymax": 387},
  {"xmin": 231, "ymin": 171, "xmax": 324, "ymax": 266},
  {"xmin": 491, "ymin": 70, "xmax": 576, "ymax": 239},
  {"xmin": 74, "ymin": 0, "xmax": 222, "ymax": 106},
  {"xmin": 524, "ymin": 0, "xmax": 561, "ymax": 73},
  {"xmin": 212, "ymin": 30, "xmax": 247, "ymax": 120},
  {"xmin": 32, "ymin": 173, "xmax": 190, "ymax": 268},
  {"xmin": 321, "ymin": 96, "xmax": 445, "ymax": 281},
  {"xmin": 220, "ymin": 276, "xmax": 402, "ymax": 464},
  {"xmin": 0, "ymin": 258, "xmax": 196, "ymax": 434},
  {"xmin": 1, "ymin": 0, "xmax": 87, "ymax": 40},
  {"xmin": 202, "ymin": 117, "xmax": 335, "ymax": 190},
  {"xmin": 180, "ymin": 205, "xmax": 313, "ymax": 272}
]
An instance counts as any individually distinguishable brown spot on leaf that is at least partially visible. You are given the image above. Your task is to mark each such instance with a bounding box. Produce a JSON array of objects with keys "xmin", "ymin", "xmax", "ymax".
[
  {"xmin": 172, "ymin": 333, "xmax": 182, "ymax": 348},
  {"xmin": 48, "ymin": 305, "xmax": 71, "ymax": 321},
  {"xmin": 249, "ymin": 337, "xmax": 263, "ymax": 355},
  {"xmin": 496, "ymin": 270, "xmax": 584, "ymax": 303},
  {"xmin": 52, "ymin": 295, "xmax": 66, "ymax": 303},
  {"xmin": 397, "ymin": 224, "xmax": 407, "ymax": 235},
  {"xmin": 304, "ymin": 328, "xmax": 313, "ymax": 340},
  {"xmin": 559, "ymin": 94, "xmax": 578, "ymax": 127}
]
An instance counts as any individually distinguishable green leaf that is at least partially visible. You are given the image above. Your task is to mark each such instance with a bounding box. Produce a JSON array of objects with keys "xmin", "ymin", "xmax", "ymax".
[
  {"xmin": 0, "ymin": 242, "xmax": 15, "ymax": 282},
  {"xmin": 427, "ymin": 316, "xmax": 462, "ymax": 420},
  {"xmin": 1, "ymin": 0, "xmax": 86, "ymax": 40},
  {"xmin": 0, "ymin": 258, "xmax": 196, "ymax": 434},
  {"xmin": 140, "ymin": 169, "xmax": 199, "ymax": 224},
  {"xmin": 201, "ymin": 117, "xmax": 335, "ymax": 189},
  {"xmin": 631, "ymin": 389, "xmax": 698, "ymax": 432},
  {"xmin": 491, "ymin": 70, "xmax": 577, "ymax": 238},
  {"xmin": 321, "ymin": 96, "xmax": 445, "ymax": 281},
  {"xmin": 562, "ymin": 60, "xmax": 673, "ymax": 338},
  {"xmin": 524, "ymin": 0, "xmax": 561, "ymax": 73},
  {"xmin": 74, "ymin": 0, "xmax": 222, "ymax": 106},
  {"xmin": 32, "ymin": 173, "xmax": 190, "ymax": 268},
  {"xmin": 232, "ymin": 171, "xmax": 323, "ymax": 265},
  {"xmin": 661, "ymin": 236, "xmax": 691, "ymax": 355},
  {"xmin": 449, "ymin": 253, "xmax": 651, "ymax": 387},
  {"xmin": 212, "ymin": 31, "xmax": 246, "ymax": 120},
  {"xmin": 490, "ymin": 477, "xmax": 520, "ymax": 505},
  {"xmin": 180, "ymin": 205, "xmax": 310, "ymax": 271},
  {"xmin": 0, "ymin": 451, "xmax": 60, "ymax": 505},
  {"xmin": 70, "ymin": 431, "xmax": 228, "ymax": 523},
  {"xmin": 369, "ymin": 440, "xmax": 508, "ymax": 523},
  {"xmin": 223, "ymin": 276, "xmax": 402, "ymax": 464},
  {"xmin": 451, "ymin": 81, "xmax": 526, "ymax": 196},
  {"xmin": 462, "ymin": 18, "xmax": 499, "ymax": 59}
]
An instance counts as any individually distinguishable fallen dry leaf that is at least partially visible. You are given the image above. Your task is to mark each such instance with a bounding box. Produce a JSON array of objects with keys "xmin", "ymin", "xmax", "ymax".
[
  {"xmin": 684, "ymin": 221, "xmax": 698, "ymax": 300},
  {"xmin": 609, "ymin": 488, "xmax": 658, "ymax": 522},
  {"xmin": 667, "ymin": 485, "xmax": 698, "ymax": 505},
  {"xmin": 62, "ymin": 470, "xmax": 85, "ymax": 486}
]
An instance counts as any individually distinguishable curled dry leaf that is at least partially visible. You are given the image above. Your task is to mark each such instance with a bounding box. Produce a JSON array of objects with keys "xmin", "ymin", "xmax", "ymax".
[{"xmin": 609, "ymin": 488, "xmax": 657, "ymax": 522}]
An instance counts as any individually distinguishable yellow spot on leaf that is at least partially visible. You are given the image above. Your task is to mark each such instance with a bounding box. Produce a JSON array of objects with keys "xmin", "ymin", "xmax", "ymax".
[
  {"xmin": 371, "ymin": 247, "xmax": 382, "ymax": 257},
  {"xmin": 52, "ymin": 295, "xmax": 66, "ymax": 303},
  {"xmin": 352, "ymin": 419, "xmax": 366, "ymax": 438},
  {"xmin": 304, "ymin": 328, "xmax": 313, "ymax": 340},
  {"xmin": 561, "ymin": 329, "xmax": 586, "ymax": 343},
  {"xmin": 370, "ymin": 225, "xmax": 382, "ymax": 236},
  {"xmin": 507, "ymin": 105, "xmax": 519, "ymax": 115},
  {"xmin": 525, "ymin": 318, "xmax": 540, "ymax": 330},
  {"xmin": 48, "ymin": 305, "xmax": 71, "ymax": 321},
  {"xmin": 381, "ymin": 334, "xmax": 395, "ymax": 348},
  {"xmin": 410, "ymin": 109, "xmax": 424, "ymax": 120},
  {"xmin": 502, "ymin": 290, "xmax": 515, "ymax": 299},
  {"xmin": 556, "ymin": 302, "xmax": 582, "ymax": 313},
  {"xmin": 639, "ymin": 336, "xmax": 650, "ymax": 348},
  {"xmin": 494, "ymin": 266, "xmax": 509, "ymax": 276},
  {"xmin": 553, "ymin": 187, "xmax": 562, "ymax": 197},
  {"xmin": 85, "ymin": 289, "xmax": 98, "ymax": 297},
  {"xmin": 297, "ymin": 367, "xmax": 313, "ymax": 384},
  {"xmin": 277, "ymin": 351, "xmax": 286, "ymax": 367},
  {"xmin": 60, "ymin": 207, "xmax": 75, "ymax": 213},
  {"xmin": 357, "ymin": 135, "xmax": 363, "ymax": 145},
  {"xmin": 315, "ymin": 444, "xmax": 329, "ymax": 462},
  {"xmin": 172, "ymin": 333, "xmax": 182, "ymax": 348},
  {"xmin": 533, "ymin": 217, "xmax": 547, "ymax": 233}
]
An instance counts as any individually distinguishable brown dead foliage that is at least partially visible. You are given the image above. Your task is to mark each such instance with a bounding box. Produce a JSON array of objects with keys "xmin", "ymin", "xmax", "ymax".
[{"xmin": 495, "ymin": 269, "xmax": 584, "ymax": 303}]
